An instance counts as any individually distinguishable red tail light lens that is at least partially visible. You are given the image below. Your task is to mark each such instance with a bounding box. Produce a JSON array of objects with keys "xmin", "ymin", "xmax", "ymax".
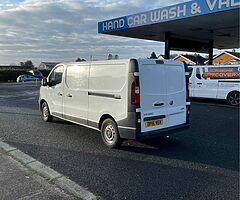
[
  {"xmin": 156, "ymin": 60, "xmax": 164, "ymax": 64},
  {"xmin": 131, "ymin": 80, "xmax": 140, "ymax": 106}
]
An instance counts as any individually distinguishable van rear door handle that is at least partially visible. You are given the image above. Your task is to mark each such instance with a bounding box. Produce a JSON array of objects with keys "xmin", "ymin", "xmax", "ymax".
[
  {"xmin": 197, "ymin": 83, "xmax": 202, "ymax": 85},
  {"xmin": 154, "ymin": 102, "xmax": 164, "ymax": 107},
  {"xmin": 58, "ymin": 92, "xmax": 62, "ymax": 96},
  {"xmin": 66, "ymin": 94, "xmax": 73, "ymax": 98}
]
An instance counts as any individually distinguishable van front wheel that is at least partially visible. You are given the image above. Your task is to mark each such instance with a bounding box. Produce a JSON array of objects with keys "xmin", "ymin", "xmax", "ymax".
[
  {"xmin": 227, "ymin": 91, "xmax": 240, "ymax": 106},
  {"xmin": 101, "ymin": 119, "xmax": 122, "ymax": 148},
  {"xmin": 41, "ymin": 102, "xmax": 53, "ymax": 122}
]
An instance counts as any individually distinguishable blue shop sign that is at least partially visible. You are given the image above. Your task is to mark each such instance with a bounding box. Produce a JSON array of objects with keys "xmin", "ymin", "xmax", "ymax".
[{"xmin": 98, "ymin": 0, "xmax": 240, "ymax": 33}]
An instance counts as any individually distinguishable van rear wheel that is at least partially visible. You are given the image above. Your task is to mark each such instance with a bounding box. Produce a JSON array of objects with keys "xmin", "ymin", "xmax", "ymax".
[
  {"xmin": 41, "ymin": 102, "xmax": 53, "ymax": 122},
  {"xmin": 227, "ymin": 91, "xmax": 240, "ymax": 106},
  {"xmin": 101, "ymin": 119, "xmax": 122, "ymax": 148}
]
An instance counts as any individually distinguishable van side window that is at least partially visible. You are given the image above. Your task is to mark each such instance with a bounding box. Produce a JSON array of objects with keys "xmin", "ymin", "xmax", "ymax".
[
  {"xmin": 66, "ymin": 65, "xmax": 88, "ymax": 90},
  {"xmin": 188, "ymin": 67, "xmax": 193, "ymax": 77},
  {"xmin": 196, "ymin": 68, "xmax": 201, "ymax": 80},
  {"xmin": 49, "ymin": 66, "xmax": 64, "ymax": 86}
]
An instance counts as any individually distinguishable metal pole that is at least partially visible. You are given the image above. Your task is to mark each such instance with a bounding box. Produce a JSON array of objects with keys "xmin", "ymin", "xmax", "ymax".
[
  {"xmin": 208, "ymin": 40, "xmax": 213, "ymax": 65},
  {"xmin": 164, "ymin": 32, "xmax": 170, "ymax": 59}
]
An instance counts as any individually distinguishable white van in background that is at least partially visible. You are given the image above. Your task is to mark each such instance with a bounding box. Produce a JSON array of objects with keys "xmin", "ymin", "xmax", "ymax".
[
  {"xmin": 39, "ymin": 59, "xmax": 190, "ymax": 148},
  {"xmin": 189, "ymin": 65, "xmax": 240, "ymax": 106}
]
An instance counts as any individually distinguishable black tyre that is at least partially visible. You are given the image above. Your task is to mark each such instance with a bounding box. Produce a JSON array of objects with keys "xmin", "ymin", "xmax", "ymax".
[
  {"xmin": 227, "ymin": 91, "xmax": 240, "ymax": 106},
  {"xmin": 41, "ymin": 102, "xmax": 53, "ymax": 122},
  {"xmin": 101, "ymin": 118, "xmax": 122, "ymax": 148}
]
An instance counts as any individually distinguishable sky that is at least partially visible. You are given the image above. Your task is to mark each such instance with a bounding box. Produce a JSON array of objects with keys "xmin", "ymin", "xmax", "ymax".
[{"xmin": 0, "ymin": 0, "xmax": 237, "ymax": 66}]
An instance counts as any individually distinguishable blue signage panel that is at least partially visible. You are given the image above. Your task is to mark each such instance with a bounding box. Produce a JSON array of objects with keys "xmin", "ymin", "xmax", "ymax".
[{"xmin": 98, "ymin": 0, "xmax": 240, "ymax": 33}]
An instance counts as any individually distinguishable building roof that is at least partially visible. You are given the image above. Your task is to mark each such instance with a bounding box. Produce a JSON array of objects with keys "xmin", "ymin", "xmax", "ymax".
[
  {"xmin": 204, "ymin": 51, "xmax": 240, "ymax": 64},
  {"xmin": 174, "ymin": 54, "xmax": 206, "ymax": 65},
  {"xmin": 226, "ymin": 51, "xmax": 240, "ymax": 59},
  {"xmin": 40, "ymin": 62, "xmax": 60, "ymax": 66},
  {"xmin": 39, "ymin": 62, "xmax": 60, "ymax": 68}
]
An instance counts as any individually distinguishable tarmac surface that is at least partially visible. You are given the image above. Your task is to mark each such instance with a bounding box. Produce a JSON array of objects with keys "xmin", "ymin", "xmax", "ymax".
[{"xmin": 0, "ymin": 82, "xmax": 239, "ymax": 200}]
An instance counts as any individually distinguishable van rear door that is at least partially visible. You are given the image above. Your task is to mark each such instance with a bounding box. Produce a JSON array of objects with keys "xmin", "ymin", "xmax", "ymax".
[
  {"xmin": 164, "ymin": 60, "xmax": 186, "ymax": 127},
  {"xmin": 138, "ymin": 60, "xmax": 186, "ymax": 133}
]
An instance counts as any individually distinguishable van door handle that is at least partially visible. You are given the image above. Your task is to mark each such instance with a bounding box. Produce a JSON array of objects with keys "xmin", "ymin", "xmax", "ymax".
[
  {"xmin": 66, "ymin": 94, "xmax": 73, "ymax": 98},
  {"xmin": 197, "ymin": 83, "xmax": 202, "ymax": 85},
  {"xmin": 154, "ymin": 102, "xmax": 164, "ymax": 107},
  {"xmin": 58, "ymin": 92, "xmax": 62, "ymax": 96}
]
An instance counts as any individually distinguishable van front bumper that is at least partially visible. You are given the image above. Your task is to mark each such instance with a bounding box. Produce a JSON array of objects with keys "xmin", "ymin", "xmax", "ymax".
[{"xmin": 119, "ymin": 123, "xmax": 190, "ymax": 140}]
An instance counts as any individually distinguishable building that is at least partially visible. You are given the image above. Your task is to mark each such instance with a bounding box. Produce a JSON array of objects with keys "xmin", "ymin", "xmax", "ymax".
[
  {"xmin": 38, "ymin": 62, "xmax": 59, "ymax": 70},
  {"xmin": 173, "ymin": 54, "xmax": 206, "ymax": 66},
  {"xmin": 205, "ymin": 51, "xmax": 240, "ymax": 65}
]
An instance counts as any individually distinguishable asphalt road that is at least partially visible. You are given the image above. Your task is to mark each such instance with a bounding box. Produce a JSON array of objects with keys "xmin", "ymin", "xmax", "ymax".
[{"xmin": 0, "ymin": 82, "xmax": 239, "ymax": 200}]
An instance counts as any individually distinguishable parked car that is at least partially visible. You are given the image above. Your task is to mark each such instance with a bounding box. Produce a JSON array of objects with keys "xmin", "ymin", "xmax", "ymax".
[
  {"xmin": 16, "ymin": 74, "xmax": 39, "ymax": 83},
  {"xmin": 29, "ymin": 70, "xmax": 43, "ymax": 79},
  {"xmin": 189, "ymin": 65, "xmax": 240, "ymax": 106},
  {"xmin": 39, "ymin": 59, "xmax": 190, "ymax": 148}
]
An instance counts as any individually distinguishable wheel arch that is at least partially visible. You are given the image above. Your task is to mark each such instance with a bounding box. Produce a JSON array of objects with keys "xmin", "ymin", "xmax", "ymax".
[
  {"xmin": 226, "ymin": 90, "xmax": 240, "ymax": 106},
  {"xmin": 39, "ymin": 99, "xmax": 49, "ymax": 112},
  {"xmin": 98, "ymin": 114, "xmax": 117, "ymax": 130},
  {"xmin": 40, "ymin": 99, "xmax": 46, "ymax": 106},
  {"xmin": 227, "ymin": 90, "xmax": 240, "ymax": 99}
]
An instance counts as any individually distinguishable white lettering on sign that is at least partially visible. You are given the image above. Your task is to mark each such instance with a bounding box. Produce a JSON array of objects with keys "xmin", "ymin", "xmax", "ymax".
[
  {"xmin": 191, "ymin": 2, "xmax": 201, "ymax": 14},
  {"xmin": 128, "ymin": 14, "xmax": 147, "ymax": 27},
  {"xmin": 206, "ymin": 0, "xmax": 240, "ymax": 11},
  {"xmin": 177, "ymin": 5, "xmax": 187, "ymax": 17},
  {"xmin": 100, "ymin": 0, "xmax": 240, "ymax": 32},
  {"xmin": 102, "ymin": 19, "xmax": 125, "ymax": 31},
  {"xmin": 150, "ymin": 5, "xmax": 186, "ymax": 23},
  {"xmin": 231, "ymin": 0, "xmax": 240, "ymax": 6},
  {"xmin": 169, "ymin": 7, "xmax": 177, "ymax": 19}
]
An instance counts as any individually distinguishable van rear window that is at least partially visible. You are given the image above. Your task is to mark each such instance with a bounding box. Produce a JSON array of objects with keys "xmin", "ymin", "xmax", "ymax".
[{"xmin": 188, "ymin": 67, "xmax": 193, "ymax": 77}]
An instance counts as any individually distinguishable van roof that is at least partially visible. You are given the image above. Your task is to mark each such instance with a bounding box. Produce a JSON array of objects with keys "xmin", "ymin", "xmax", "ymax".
[{"xmin": 59, "ymin": 58, "xmax": 183, "ymax": 66}]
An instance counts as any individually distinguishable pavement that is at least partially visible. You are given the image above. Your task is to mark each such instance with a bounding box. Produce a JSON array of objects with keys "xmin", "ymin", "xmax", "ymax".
[
  {"xmin": 0, "ymin": 141, "xmax": 98, "ymax": 200},
  {"xmin": 0, "ymin": 82, "xmax": 239, "ymax": 200},
  {"xmin": 0, "ymin": 151, "xmax": 73, "ymax": 200}
]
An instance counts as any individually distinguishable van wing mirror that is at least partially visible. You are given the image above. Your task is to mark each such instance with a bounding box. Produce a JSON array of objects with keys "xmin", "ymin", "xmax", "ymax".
[{"xmin": 41, "ymin": 77, "xmax": 48, "ymax": 86}]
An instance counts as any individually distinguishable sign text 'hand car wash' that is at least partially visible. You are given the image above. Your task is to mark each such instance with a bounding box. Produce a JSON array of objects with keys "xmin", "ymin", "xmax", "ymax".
[{"xmin": 98, "ymin": 0, "xmax": 240, "ymax": 33}]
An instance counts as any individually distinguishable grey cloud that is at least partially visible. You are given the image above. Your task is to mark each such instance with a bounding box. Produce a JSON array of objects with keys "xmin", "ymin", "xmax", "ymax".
[{"xmin": 0, "ymin": 0, "xmax": 186, "ymax": 65}]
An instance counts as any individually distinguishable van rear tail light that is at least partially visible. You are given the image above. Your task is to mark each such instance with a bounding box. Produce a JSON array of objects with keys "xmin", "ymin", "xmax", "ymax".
[
  {"xmin": 156, "ymin": 60, "xmax": 164, "ymax": 64},
  {"xmin": 186, "ymin": 105, "xmax": 190, "ymax": 124},
  {"xmin": 137, "ymin": 112, "xmax": 141, "ymax": 123},
  {"xmin": 131, "ymin": 80, "xmax": 140, "ymax": 106},
  {"xmin": 186, "ymin": 105, "xmax": 190, "ymax": 115}
]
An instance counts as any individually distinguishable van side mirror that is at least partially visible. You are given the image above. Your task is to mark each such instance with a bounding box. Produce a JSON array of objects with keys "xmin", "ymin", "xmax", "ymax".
[{"xmin": 41, "ymin": 77, "xmax": 48, "ymax": 86}]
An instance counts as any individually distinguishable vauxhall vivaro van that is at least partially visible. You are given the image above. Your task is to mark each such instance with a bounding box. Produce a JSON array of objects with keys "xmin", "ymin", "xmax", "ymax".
[{"xmin": 39, "ymin": 59, "xmax": 190, "ymax": 148}]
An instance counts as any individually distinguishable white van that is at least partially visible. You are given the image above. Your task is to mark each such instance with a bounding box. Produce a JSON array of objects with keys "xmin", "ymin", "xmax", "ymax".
[
  {"xmin": 189, "ymin": 65, "xmax": 240, "ymax": 106},
  {"xmin": 39, "ymin": 59, "xmax": 190, "ymax": 148}
]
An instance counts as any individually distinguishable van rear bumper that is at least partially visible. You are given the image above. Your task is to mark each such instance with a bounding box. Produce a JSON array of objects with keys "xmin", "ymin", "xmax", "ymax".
[
  {"xmin": 136, "ymin": 124, "xmax": 190, "ymax": 140},
  {"xmin": 119, "ymin": 123, "xmax": 189, "ymax": 140}
]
